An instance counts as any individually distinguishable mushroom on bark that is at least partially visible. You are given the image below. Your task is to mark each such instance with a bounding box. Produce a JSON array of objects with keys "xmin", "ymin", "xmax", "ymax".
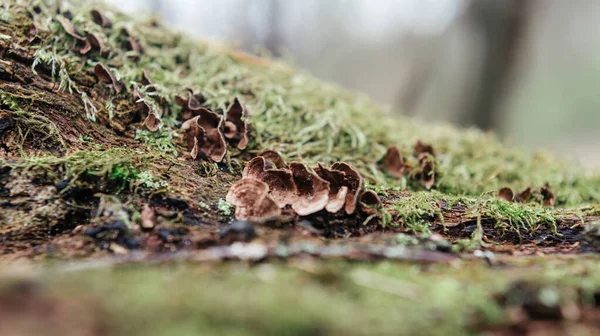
[
  {"xmin": 226, "ymin": 179, "xmax": 281, "ymax": 222},
  {"xmin": 180, "ymin": 108, "xmax": 227, "ymax": 162},
  {"xmin": 224, "ymin": 97, "xmax": 249, "ymax": 150},
  {"xmin": 384, "ymin": 145, "xmax": 407, "ymax": 178},
  {"xmin": 289, "ymin": 162, "xmax": 330, "ymax": 216}
]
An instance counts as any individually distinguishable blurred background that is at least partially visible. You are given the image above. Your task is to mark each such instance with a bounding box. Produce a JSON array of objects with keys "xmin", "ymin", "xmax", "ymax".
[{"xmin": 105, "ymin": 0, "xmax": 600, "ymax": 167}]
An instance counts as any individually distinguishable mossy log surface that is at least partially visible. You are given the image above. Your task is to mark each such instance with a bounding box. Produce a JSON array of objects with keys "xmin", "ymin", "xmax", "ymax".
[{"xmin": 1, "ymin": 1, "xmax": 600, "ymax": 335}]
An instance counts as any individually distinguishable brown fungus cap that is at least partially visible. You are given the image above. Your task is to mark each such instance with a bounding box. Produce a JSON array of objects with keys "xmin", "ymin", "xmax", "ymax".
[
  {"xmin": 540, "ymin": 183, "xmax": 556, "ymax": 207},
  {"xmin": 120, "ymin": 28, "xmax": 143, "ymax": 59},
  {"xmin": 226, "ymin": 179, "xmax": 281, "ymax": 222},
  {"xmin": 180, "ymin": 109, "xmax": 227, "ymax": 162},
  {"xmin": 88, "ymin": 33, "xmax": 107, "ymax": 55},
  {"xmin": 90, "ymin": 9, "xmax": 112, "ymax": 28},
  {"xmin": 516, "ymin": 187, "xmax": 532, "ymax": 203},
  {"xmin": 313, "ymin": 163, "xmax": 347, "ymax": 213},
  {"xmin": 144, "ymin": 112, "xmax": 161, "ymax": 132},
  {"xmin": 140, "ymin": 71, "xmax": 156, "ymax": 91},
  {"xmin": 360, "ymin": 190, "xmax": 382, "ymax": 215},
  {"xmin": 176, "ymin": 89, "xmax": 205, "ymax": 120},
  {"xmin": 313, "ymin": 163, "xmax": 363, "ymax": 214},
  {"xmin": 257, "ymin": 150, "xmax": 287, "ymax": 169},
  {"xmin": 289, "ymin": 162, "xmax": 330, "ymax": 216},
  {"xmin": 26, "ymin": 23, "xmax": 38, "ymax": 43},
  {"xmin": 497, "ymin": 187, "xmax": 515, "ymax": 202},
  {"xmin": 418, "ymin": 154, "xmax": 435, "ymax": 190},
  {"xmin": 331, "ymin": 162, "xmax": 364, "ymax": 215},
  {"xmin": 326, "ymin": 186, "xmax": 348, "ymax": 213},
  {"xmin": 415, "ymin": 140, "xmax": 436, "ymax": 157},
  {"xmin": 242, "ymin": 157, "xmax": 296, "ymax": 208},
  {"xmin": 224, "ymin": 97, "xmax": 249, "ymax": 150},
  {"xmin": 76, "ymin": 39, "xmax": 92, "ymax": 55},
  {"xmin": 56, "ymin": 15, "xmax": 85, "ymax": 41},
  {"xmin": 384, "ymin": 145, "xmax": 407, "ymax": 178},
  {"xmin": 94, "ymin": 63, "xmax": 124, "ymax": 94},
  {"xmin": 56, "ymin": 15, "xmax": 92, "ymax": 55}
]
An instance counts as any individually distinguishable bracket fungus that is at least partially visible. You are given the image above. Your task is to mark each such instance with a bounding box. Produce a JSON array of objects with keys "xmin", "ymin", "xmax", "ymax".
[
  {"xmin": 120, "ymin": 28, "xmax": 143, "ymax": 59},
  {"xmin": 90, "ymin": 9, "xmax": 112, "ymax": 28},
  {"xmin": 384, "ymin": 145, "xmax": 407, "ymax": 178},
  {"xmin": 418, "ymin": 156, "xmax": 435, "ymax": 190},
  {"xmin": 94, "ymin": 63, "xmax": 124, "ymax": 94},
  {"xmin": 383, "ymin": 142, "xmax": 437, "ymax": 189},
  {"xmin": 313, "ymin": 163, "xmax": 349, "ymax": 213},
  {"xmin": 414, "ymin": 141, "xmax": 436, "ymax": 189},
  {"xmin": 227, "ymin": 153, "xmax": 380, "ymax": 221},
  {"xmin": 360, "ymin": 190, "xmax": 382, "ymax": 215},
  {"xmin": 57, "ymin": 15, "xmax": 85, "ymax": 42},
  {"xmin": 415, "ymin": 140, "xmax": 436, "ymax": 157},
  {"xmin": 257, "ymin": 150, "xmax": 287, "ymax": 169},
  {"xmin": 289, "ymin": 162, "xmax": 330, "ymax": 216},
  {"xmin": 226, "ymin": 179, "xmax": 281, "ymax": 222},
  {"xmin": 180, "ymin": 108, "xmax": 227, "ymax": 162},
  {"xmin": 517, "ymin": 187, "xmax": 532, "ymax": 203},
  {"xmin": 330, "ymin": 162, "xmax": 365, "ymax": 214},
  {"xmin": 242, "ymin": 157, "xmax": 297, "ymax": 208},
  {"xmin": 176, "ymin": 89, "xmax": 206, "ymax": 120},
  {"xmin": 540, "ymin": 184, "xmax": 556, "ymax": 207},
  {"xmin": 140, "ymin": 71, "xmax": 156, "ymax": 91},
  {"xmin": 497, "ymin": 187, "xmax": 515, "ymax": 202},
  {"xmin": 314, "ymin": 162, "xmax": 364, "ymax": 215},
  {"xmin": 57, "ymin": 15, "xmax": 93, "ymax": 55},
  {"xmin": 88, "ymin": 33, "xmax": 107, "ymax": 55},
  {"xmin": 224, "ymin": 97, "xmax": 249, "ymax": 150},
  {"xmin": 497, "ymin": 186, "xmax": 548, "ymax": 205}
]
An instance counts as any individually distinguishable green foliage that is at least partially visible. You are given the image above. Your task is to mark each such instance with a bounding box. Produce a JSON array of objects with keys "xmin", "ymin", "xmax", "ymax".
[
  {"xmin": 0, "ymin": 5, "xmax": 12, "ymax": 22},
  {"xmin": 137, "ymin": 170, "xmax": 168, "ymax": 189},
  {"xmin": 7, "ymin": 148, "xmax": 153, "ymax": 192},
  {"xmin": 108, "ymin": 163, "xmax": 139, "ymax": 191},
  {"xmin": 388, "ymin": 191, "xmax": 450, "ymax": 233},
  {"xmin": 218, "ymin": 199, "xmax": 233, "ymax": 217},
  {"xmin": 32, "ymin": 46, "xmax": 79, "ymax": 94},
  {"xmin": 471, "ymin": 197, "xmax": 558, "ymax": 237},
  {"xmin": 135, "ymin": 130, "xmax": 178, "ymax": 157}
]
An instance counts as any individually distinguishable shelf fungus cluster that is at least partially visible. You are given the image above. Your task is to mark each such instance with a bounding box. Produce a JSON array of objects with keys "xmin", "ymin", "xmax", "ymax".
[
  {"xmin": 56, "ymin": 10, "xmax": 113, "ymax": 56},
  {"xmin": 179, "ymin": 96, "xmax": 249, "ymax": 162},
  {"xmin": 497, "ymin": 183, "xmax": 556, "ymax": 207},
  {"xmin": 226, "ymin": 152, "xmax": 382, "ymax": 222},
  {"xmin": 383, "ymin": 140, "xmax": 437, "ymax": 189},
  {"xmin": 57, "ymin": 9, "xmax": 143, "ymax": 59}
]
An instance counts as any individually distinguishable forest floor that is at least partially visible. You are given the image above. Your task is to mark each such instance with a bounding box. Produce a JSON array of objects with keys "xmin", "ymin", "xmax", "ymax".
[{"xmin": 1, "ymin": 1, "xmax": 600, "ymax": 335}]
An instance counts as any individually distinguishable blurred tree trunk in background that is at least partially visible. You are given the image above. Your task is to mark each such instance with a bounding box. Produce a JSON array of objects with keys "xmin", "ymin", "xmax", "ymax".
[
  {"xmin": 264, "ymin": 0, "xmax": 282, "ymax": 57},
  {"xmin": 462, "ymin": 0, "xmax": 532, "ymax": 131}
]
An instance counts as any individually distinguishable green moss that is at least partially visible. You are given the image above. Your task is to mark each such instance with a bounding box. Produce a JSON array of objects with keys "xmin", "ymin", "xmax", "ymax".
[
  {"xmin": 388, "ymin": 191, "xmax": 457, "ymax": 233},
  {"xmin": 6, "ymin": 0, "xmax": 597, "ymax": 207},
  {"xmin": 135, "ymin": 130, "xmax": 178, "ymax": 157},
  {"xmin": 471, "ymin": 198, "xmax": 559, "ymax": 237},
  {"xmin": 2, "ymin": 0, "xmax": 599, "ymax": 234},
  {"xmin": 0, "ymin": 90, "xmax": 66, "ymax": 152},
  {"xmin": 1, "ymin": 257, "xmax": 598, "ymax": 335},
  {"xmin": 4, "ymin": 148, "xmax": 158, "ymax": 193}
]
